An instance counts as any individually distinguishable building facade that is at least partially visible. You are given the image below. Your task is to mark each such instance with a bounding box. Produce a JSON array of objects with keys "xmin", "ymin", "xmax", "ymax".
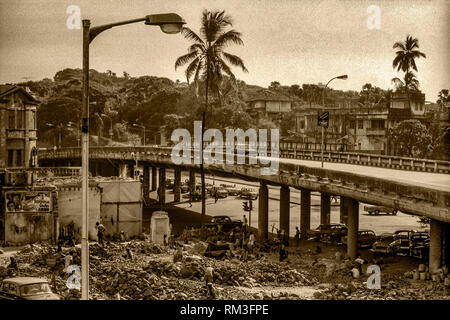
[
  {"xmin": 0, "ymin": 85, "xmax": 39, "ymax": 168},
  {"xmin": 293, "ymin": 90, "xmax": 429, "ymax": 154}
]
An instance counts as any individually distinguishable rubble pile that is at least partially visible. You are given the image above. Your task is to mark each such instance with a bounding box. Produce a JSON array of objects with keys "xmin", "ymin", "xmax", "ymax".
[{"xmin": 314, "ymin": 280, "xmax": 449, "ymax": 300}]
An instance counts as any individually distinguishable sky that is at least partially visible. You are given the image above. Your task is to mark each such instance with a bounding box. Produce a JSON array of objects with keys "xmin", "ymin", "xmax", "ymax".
[{"xmin": 0, "ymin": 0, "xmax": 449, "ymax": 102}]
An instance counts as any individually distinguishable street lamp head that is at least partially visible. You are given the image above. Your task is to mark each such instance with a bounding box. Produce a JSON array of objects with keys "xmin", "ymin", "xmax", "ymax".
[
  {"xmin": 145, "ymin": 13, "xmax": 186, "ymax": 34},
  {"xmin": 337, "ymin": 75, "xmax": 348, "ymax": 80}
]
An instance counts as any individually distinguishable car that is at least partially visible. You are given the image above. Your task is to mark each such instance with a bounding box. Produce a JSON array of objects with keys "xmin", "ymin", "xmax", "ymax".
[
  {"xmin": 165, "ymin": 178, "xmax": 174, "ymax": 189},
  {"xmin": 220, "ymin": 184, "xmax": 240, "ymax": 196},
  {"xmin": 409, "ymin": 232, "xmax": 430, "ymax": 259},
  {"xmin": 0, "ymin": 277, "xmax": 60, "ymax": 300},
  {"xmin": 209, "ymin": 186, "xmax": 229, "ymax": 198},
  {"xmin": 342, "ymin": 229, "xmax": 377, "ymax": 248},
  {"xmin": 205, "ymin": 215, "xmax": 243, "ymax": 232},
  {"xmin": 390, "ymin": 229, "xmax": 416, "ymax": 255},
  {"xmin": 371, "ymin": 233, "xmax": 396, "ymax": 256},
  {"xmin": 364, "ymin": 205, "xmax": 398, "ymax": 215},
  {"xmin": 308, "ymin": 224, "xmax": 348, "ymax": 243},
  {"xmin": 180, "ymin": 182, "xmax": 190, "ymax": 193},
  {"xmin": 240, "ymin": 188, "xmax": 258, "ymax": 200}
]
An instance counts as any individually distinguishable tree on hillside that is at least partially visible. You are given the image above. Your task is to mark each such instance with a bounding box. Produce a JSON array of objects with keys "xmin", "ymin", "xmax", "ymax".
[
  {"xmin": 388, "ymin": 120, "xmax": 431, "ymax": 158},
  {"xmin": 175, "ymin": 10, "xmax": 248, "ymax": 228},
  {"xmin": 392, "ymin": 35, "xmax": 426, "ymax": 108},
  {"xmin": 437, "ymin": 89, "xmax": 449, "ymax": 108}
]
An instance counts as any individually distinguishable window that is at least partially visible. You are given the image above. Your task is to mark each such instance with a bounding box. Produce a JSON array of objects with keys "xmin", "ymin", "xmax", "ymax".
[
  {"xmin": 17, "ymin": 111, "xmax": 23, "ymax": 129},
  {"xmin": 8, "ymin": 110, "xmax": 15, "ymax": 129},
  {"xmin": 358, "ymin": 120, "xmax": 363, "ymax": 129},
  {"xmin": 349, "ymin": 120, "xmax": 356, "ymax": 129},
  {"xmin": 16, "ymin": 150, "xmax": 23, "ymax": 167},
  {"xmin": 8, "ymin": 150, "xmax": 14, "ymax": 167},
  {"xmin": 300, "ymin": 120, "xmax": 305, "ymax": 129}
]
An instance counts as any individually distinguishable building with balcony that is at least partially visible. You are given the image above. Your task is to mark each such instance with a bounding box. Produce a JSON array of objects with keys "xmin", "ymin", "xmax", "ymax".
[
  {"xmin": 245, "ymin": 89, "xmax": 293, "ymax": 122},
  {"xmin": 292, "ymin": 90, "xmax": 430, "ymax": 154},
  {"xmin": 0, "ymin": 85, "xmax": 39, "ymax": 168}
]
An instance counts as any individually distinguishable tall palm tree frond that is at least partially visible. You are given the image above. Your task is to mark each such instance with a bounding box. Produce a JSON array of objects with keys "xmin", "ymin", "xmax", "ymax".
[
  {"xmin": 213, "ymin": 30, "xmax": 244, "ymax": 49},
  {"xmin": 175, "ymin": 51, "xmax": 199, "ymax": 70},
  {"xmin": 185, "ymin": 57, "xmax": 200, "ymax": 84},
  {"xmin": 222, "ymin": 52, "xmax": 248, "ymax": 73},
  {"xmin": 181, "ymin": 27, "xmax": 205, "ymax": 44}
]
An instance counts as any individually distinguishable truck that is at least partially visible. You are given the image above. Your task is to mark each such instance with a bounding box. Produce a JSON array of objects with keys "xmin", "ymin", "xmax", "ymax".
[
  {"xmin": 205, "ymin": 215, "xmax": 243, "ymax": 232},
  {"xmin": 363, "ymin": 205, "xmax": 398, "ymax": 215}
]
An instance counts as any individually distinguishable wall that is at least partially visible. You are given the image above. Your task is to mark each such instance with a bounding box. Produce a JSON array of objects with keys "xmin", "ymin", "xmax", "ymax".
[
  {"xmin": 5, "ymin": 212, "xmax": 53, "ymax": 244},
  {"xmin": 57, "ymin": 186, "xmax": 101, "ymax": 240}
]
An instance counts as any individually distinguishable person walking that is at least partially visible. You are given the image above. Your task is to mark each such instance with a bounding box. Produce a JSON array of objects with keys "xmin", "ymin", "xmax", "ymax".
[
  {"xmin": 95, "ymin": 222, "xmax": 106, "ymax": 246},
  {"xmin": 294, "ymin": 227, "xmax": 300, "ymax": 247},
  {"xmin": 248, "ymin": 232, "xmax": 255, "ymax": 254}
]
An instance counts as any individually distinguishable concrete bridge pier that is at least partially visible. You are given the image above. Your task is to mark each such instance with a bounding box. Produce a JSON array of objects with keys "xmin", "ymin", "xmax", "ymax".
[
  {"xmin": 346, "ymin": 198, "xmax": 359, "ymax": 259},
  {"xmin": 174, "ymin": 169, "xmax": 181, "ymax": 202},
  {"xmin": 320, "ymin": 193, "xmax": 331, "ymax": 225},
  {"xmin": 300, "ymin": 189, "xmax": 311, "ymax": 239},
  {"xmin": 151, "ymin": 167, "xmax": 157, "ymax": 191},
  {"xmin": 258, "ymin": 183, "xmax": 269, "ymax": 240},
  {"xmin": 158, "ymin": 168, "xmax": 166, "ymax": 205},
  {"xmin": 429, "ymin": 219, "xmax": 450, "ymax": 273},
  {"xmin": 143, "ymin": 166, "xmax": 150, "ymax": 206},
  {"xmin": 279, "ymin": 186, "xmax": 290, "ymax": 237},
  {"xmin": 340, "ymin": 196, "xmax": 348, "ymax": 224}
]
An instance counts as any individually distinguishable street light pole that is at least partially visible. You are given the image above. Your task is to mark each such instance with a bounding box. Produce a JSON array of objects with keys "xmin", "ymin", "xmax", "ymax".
[
  {"xmin": 80, "ymin": 13, "xmax": 185, "ymax": 301},
  {"xmin": 321, "ymin": 74, "xmax": 348, "ymax": 168}
]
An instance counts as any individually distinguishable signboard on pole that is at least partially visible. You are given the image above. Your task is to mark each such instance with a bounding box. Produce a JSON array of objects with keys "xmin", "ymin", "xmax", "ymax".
[{"xmin": 318, "ymin": 112, "xmax": 329, "ymax": 128}]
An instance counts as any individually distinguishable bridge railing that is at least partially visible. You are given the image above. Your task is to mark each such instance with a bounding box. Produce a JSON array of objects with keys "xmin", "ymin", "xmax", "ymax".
[{"xmin": 38, "ymin": 146, "xmax": 450, "ymax": 174}]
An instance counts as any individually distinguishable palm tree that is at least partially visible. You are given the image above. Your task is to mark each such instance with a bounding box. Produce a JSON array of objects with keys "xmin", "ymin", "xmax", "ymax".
[
  {"xmin": 392, "ymin": 35, "xmax": 426, "ymax": 108},
  {"xmin": 391, "ymin": 71, "xmax": 420, "ymax": 91},
  {"xmin": 175, "ymin": 10, "xmax": 248, "ymax": 229}
]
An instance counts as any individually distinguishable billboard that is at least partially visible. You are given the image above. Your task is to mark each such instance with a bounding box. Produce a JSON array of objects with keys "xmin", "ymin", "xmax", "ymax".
[{"xmin": 5, "ymin": 191, "xmax": 51, "ymax": 213}]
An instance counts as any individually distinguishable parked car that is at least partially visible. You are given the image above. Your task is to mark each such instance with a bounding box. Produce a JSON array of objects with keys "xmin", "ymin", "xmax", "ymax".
[
  {"xmin": 220, "ymin": 184, "xmax": 240, "ymax": 196},
  {"xmin": 308, "ymin": 224, "xmax": 348, "ymax": 243},
  {"xmin": 240, "ymin": 188, "xmax": 258, "ymax": 200},
  {"xmin": 409, "ymin": 232, "xmax": 430, "ymax": 259},
  {"xmin": 371, "ymin": 233, "xmax": 396, "ymax": 256},
  {"xmin": 209, "ymin": 186, "xmax": 229, "ymax": 198},
  {"xmin": 180, "ymin": 182, "xmax": 190, "ymax": 193},
  {"xmin": 390, "ymin": 229, "xmax": 416, "ymax": 255},
  {"xmin": 0, "ymin": 277, "xmax": 60, "ymax": 300},
  {"xmin": 205, "ymin": 215, "xmax": 243, "ymax": 232},
  {"xmin": 342, "ymin": 229, "xmax": 377, "ymax": 248},
  {"xmin": 165, "ymin": 178, "xmax": 174, "ymax": 189},
  {"xmin": 364, "ymin": 205, "xmax": 398, "ymax": 215}
]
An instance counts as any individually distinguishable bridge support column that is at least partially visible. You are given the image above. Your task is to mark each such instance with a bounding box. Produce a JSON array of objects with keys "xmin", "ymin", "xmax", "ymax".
[
  {"xmin": 340, "ymin": 196, "xmax": 348, "ymax": 225},
  {"xmin": 143, "ymin": 166, "xmax": 150, "ymax": 207},
  {"xmin": 258, "ymin": 183, "xmax": 269, "ymax": 240},
  {"xmin": 158, "ymin": 168, "xmax": 166, "ymax": 205},
  {"xmin": 300, "ymin": 189, "xmax": 311, "ymax": 239},
  {"xmin": 119, "ymin": 164, "xmax": 128, "ymax": 178},
  {"xmin": 189, "ymin": 170, "xmax": 196, "ymax": 201},
  {"xmin": 174, "ymin": 169, "xmax": 181, "ymax": 203},
  {"xmin": 151, "ymin": 167, "xmax": 157, "ymax": 191},
  {"xmin": 320, "ymin": 193, "xmax": 331, "ymax": 225},
  {"xmin": 346, "ymin": 198, "xmax": 359, "ymax": 259},
  {"xmin": 430, "ymin": 219, "xmax": 443, "ymax": 273},
  {"xmin": 279, "ymin": 186, "xmax": 290, "ymax": 238}
]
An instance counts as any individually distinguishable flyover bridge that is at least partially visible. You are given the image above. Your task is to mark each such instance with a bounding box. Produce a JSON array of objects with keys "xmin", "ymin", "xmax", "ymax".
[{"xmin": 38, "ymin": 146, "xmax": 450, "ymax": 271}]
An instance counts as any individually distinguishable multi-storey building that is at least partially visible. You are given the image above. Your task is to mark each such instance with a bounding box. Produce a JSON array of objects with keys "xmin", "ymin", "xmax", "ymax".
[
  {"xmin": 0, "ymin": 85, "xmax": 39, "ymax": 168},
  {"xmin": 293, "ymin": 90, "xmax": 428, "ymax": 154}
]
